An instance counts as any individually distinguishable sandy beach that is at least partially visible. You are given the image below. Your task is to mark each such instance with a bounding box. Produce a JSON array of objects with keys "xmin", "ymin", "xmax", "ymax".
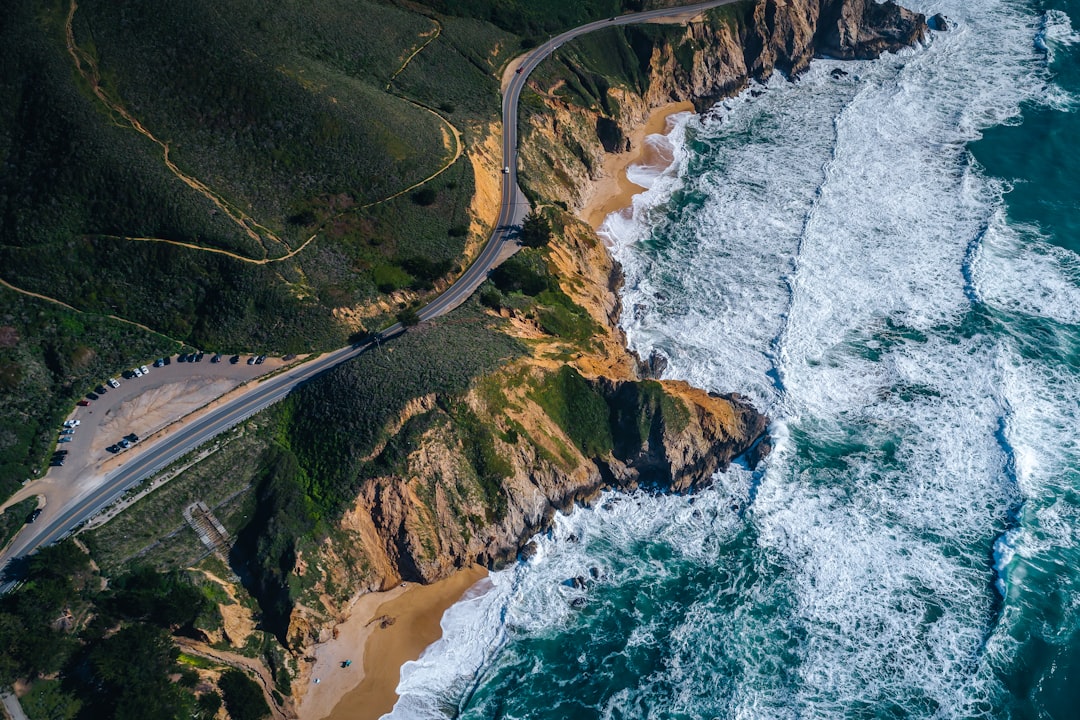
[
  {"xmin": 580, "ymin": 101, "xmax": 695, "ymax": 229},
  {"xmin": 298, "ymin": 565, "xmax": 487, "ymax": 720}
]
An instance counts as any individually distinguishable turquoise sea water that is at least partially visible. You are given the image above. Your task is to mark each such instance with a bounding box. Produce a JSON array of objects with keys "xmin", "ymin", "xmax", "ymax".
[{"xmin": 390, "ymin": 2, "xmax": 1080, "ymax": 718}]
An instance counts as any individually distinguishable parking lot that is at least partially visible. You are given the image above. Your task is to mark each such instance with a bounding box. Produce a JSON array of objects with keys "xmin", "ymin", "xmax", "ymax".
[{"xmin": 0, "ymin": 353, "xmax": 297, "ymax": 529}]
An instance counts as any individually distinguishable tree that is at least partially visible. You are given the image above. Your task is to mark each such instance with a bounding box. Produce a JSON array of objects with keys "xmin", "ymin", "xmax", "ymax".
[
  {"xmin": 397, "ymin": 308, "xmax": 420, "ymax": 327},
  {"xmin": 219, "ymin": 669, "xmax": 270, "ymax": 720},
  {"xmin": 519, "ymin": 210, "xmax": 552, "ymax": 248}
]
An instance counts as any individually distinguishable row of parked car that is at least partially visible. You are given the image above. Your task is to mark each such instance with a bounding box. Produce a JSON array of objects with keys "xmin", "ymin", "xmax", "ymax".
[{"xmin": 106, "ymin": 433, "xmax": 140, "ymax": 454}]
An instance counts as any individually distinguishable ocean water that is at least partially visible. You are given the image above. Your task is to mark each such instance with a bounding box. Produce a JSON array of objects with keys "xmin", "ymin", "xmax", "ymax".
[{"xmin": 388, "ymin": 1, "xmax": 1080, "ymax": 717}]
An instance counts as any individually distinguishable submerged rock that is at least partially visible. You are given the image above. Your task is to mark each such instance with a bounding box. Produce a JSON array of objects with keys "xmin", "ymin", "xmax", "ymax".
[{"xmin": 928, "ymin": 13, "xmax": 950, "ymax": 32}]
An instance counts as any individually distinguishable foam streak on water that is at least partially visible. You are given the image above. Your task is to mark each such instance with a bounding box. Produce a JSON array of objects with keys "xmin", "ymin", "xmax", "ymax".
[{"xmin": 389, "ymin": 1, "xmax": 1080, "ymax": 717}]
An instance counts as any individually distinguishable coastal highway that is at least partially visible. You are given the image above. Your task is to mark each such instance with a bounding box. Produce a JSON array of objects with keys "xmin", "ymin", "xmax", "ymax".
[{"xmin": 0, "ymin": 0, "xmax": 737, "ymax": 582}]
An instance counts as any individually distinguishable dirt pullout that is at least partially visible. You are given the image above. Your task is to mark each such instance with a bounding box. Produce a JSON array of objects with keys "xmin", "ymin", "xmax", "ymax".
[{"xmin": 97, "ymin": 377, "xmax": 239, "ymax": 445}]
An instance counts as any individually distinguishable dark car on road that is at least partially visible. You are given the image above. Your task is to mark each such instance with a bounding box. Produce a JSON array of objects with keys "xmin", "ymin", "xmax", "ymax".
[
  {"xmin": 230, "ymin": 355, "xmax": 240, "ymax": 364},
  {"xmin": 25, "ymin": 509, "xmax": 41, "ymax": 524}
]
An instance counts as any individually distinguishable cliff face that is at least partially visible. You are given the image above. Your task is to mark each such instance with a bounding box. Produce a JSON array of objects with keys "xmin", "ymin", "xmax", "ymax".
[
  {"xmin": 520, "ymin": 0, "xmax": 925, "ymax": 208},
  {"xmin": 285, "ymin": 0, "xmax": 924, "ymax": 656}
]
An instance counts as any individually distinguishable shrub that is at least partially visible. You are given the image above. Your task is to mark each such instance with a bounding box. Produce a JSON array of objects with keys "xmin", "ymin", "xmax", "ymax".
[
  {"xmin": 219, "ymin": 669, "xmax": 270, "ymax": 720},
  {"xmin": 411, "ymin": 187, "xmax": 438, "ymax": 206}
]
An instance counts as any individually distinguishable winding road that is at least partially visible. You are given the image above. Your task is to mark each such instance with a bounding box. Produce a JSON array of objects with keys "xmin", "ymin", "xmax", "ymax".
[{"xmin": 0, "ymin": 0, "xmax": 735, "ymax": 585}]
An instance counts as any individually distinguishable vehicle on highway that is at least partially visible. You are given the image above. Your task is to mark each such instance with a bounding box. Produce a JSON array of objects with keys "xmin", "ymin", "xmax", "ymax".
[
  {"xmin": 25, "ymin": 509, "xmax": 41, "ymax": 524},
  {"xmin": 516, "ymin": 67, "xmax": 523, "ymax": 74},
  {"xmin": 107, "ymin": 378, "xmax": 120, "ymax": 388},
  {"xmin": 503, "ymin": 166, "xmax": 510, "ymax": 173},
  {"xmin": 140, "ymin": 365, "xmax": 149, "ymax": 374},
  {"xmin": 230, "ymin": 355, "xmax": 240, "ymax": 364},
  {"xmin": 77, "ymin": 400, "xmax": 90, "ymax": 406},
  {"xmin": 211, "ymin": 354, "xmax": 222, "ymax": 363},
  {"xmin": 58, "ymin": 437, "xmax": 72, "ymax": 444}
]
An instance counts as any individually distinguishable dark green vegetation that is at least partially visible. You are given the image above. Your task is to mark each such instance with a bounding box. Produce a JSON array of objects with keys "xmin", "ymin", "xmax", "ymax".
[
  {"xmin": 519, "ymin": 210, "xmax": 553, "ymax": 248},
  {"xmin": 0, "ymin": 542, "xmax": 222, "ymax": 720},
  {"xmin": 0, "ymin": 498, "xmax": 39, "ymax": 549},
  {"xmin": 416, "ymin": 0, "xmax": 650, "ymax": 39},
  {"xmin": 0, "ymin": 0, "xmax": 521, "ymax": 371},
  {"xmin": 531, "ymin": 368, "xmax": 692, "ymax": 469},
  {"xmin": 219, "ymin": 669, "xmax": 271, "ymax": 720},
  {"xmin": 229, "ymin": 302, "xmax": 522, "ymax": 640},
  {"xmin": 0, "ymin": 288, "xmax": 177, "ymax": 498},
  {"xmin": 481, "ymin": 249, "xmax": 603, "ymax": 344},
  {"xmin": 81, "ymin": 431, "xmax": 267, "ymax": 574}
]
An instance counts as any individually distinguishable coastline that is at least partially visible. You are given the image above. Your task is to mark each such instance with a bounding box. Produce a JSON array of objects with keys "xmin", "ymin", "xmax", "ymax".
[
  {"xmin": 580, "ymin": 100, "xmax": 694, "ymax": 229},
  {"xmin": 298, "ymin": 565, "xmax": 487, "ymax": 720}
]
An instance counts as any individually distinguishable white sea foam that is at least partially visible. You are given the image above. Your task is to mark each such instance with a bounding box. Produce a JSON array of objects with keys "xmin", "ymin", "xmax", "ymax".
[{"xmin": 389, "ymin": 0, "xmax": 1080, "ymax": 717}]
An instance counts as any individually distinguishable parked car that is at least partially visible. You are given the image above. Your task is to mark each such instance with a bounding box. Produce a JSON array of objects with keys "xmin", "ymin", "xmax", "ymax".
[
  {"xmin": 177, "ymin": 353, "xmax": 187, "ymax": 363},
  {"xmin": 25, "ymin": 509, "xmax": 42, "ymax": 524},
  {"xmin": 107, "ymin": 378, "xmax": 120, "ymax": 388},
  {"xmin": 77, "ymin": 400, "xmax": 90, "ymax": 407},
  {"xmin": 53, "ymin": 450, "xmax": 68, "ymax": 457},
  {"xmin": 122, "ymin": 370, "xmax": 135, "ymax": 379},
  {"xmin": 86, "ymin": 392, "xmax": 99, "ymax": 400},
  {"xmin": 106, "ymin": 445, "xmax": 119, "ymax": 453},
  {"xmin": 153, "ymin": 358, "xmax": 164, "ymax": 368},
  {"xmin": 163, "ymin": 356, "xmax": 171, "ymax": 365},
  {"xmin": 63, "ymin": 420, "xmax": 80, "ymax": 427},
  {"xmin": 195, "ymin": 352, "xmax": 204, "ymax": 362},
  {"xmin": 133, "ymin": 368, "xmax": 143, "ymax": 377},
  {"xmin": 229, "ymin": 355, "xmax": 240, "ymax": 364},
  {"xmin": 49, "ymin": 460, "xmax": 64, "ymax": 467},
  {"xmin": 95, "ymin": 385, "xmax": 108, "ymax": 395},
  {"xmin": 60, "ymin": 429, "xmax": 75, "ymax": 435},
  {"xmin": 58, "ymin": 437, "xmax": 72, "ymax": 443},
  {"xmin": 247, "ymin": 356, "xmax": 256, "ymax": 365},
  {"xmin": 255, "ymin": 355, "xmax": 266, "ymax": 365},
  {"xmin": 211, "ymin": 354, "xmax": 222, "ymax": 363},
  {"xmin": 140, "ymin": 365, "xmax": 149, "ymax": 374},
  {"xmin": 124, "ymin": 433, "xmax": 139, "ymax": 443}
]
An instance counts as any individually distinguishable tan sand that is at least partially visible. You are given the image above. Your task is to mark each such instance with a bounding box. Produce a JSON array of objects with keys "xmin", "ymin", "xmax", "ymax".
[
  {"xmin": 302, "ymin": 565, "xmax": 488, "ymax": 720},
  {"xmin": 580, "ymin": 101, "xmax": 695, "ymax": 230}
]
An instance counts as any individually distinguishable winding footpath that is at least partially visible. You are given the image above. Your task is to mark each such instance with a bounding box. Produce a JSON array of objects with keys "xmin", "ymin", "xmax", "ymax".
[{"xmin": 0, "ymin": 0, "xmax": 736, "ymax": 587}]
